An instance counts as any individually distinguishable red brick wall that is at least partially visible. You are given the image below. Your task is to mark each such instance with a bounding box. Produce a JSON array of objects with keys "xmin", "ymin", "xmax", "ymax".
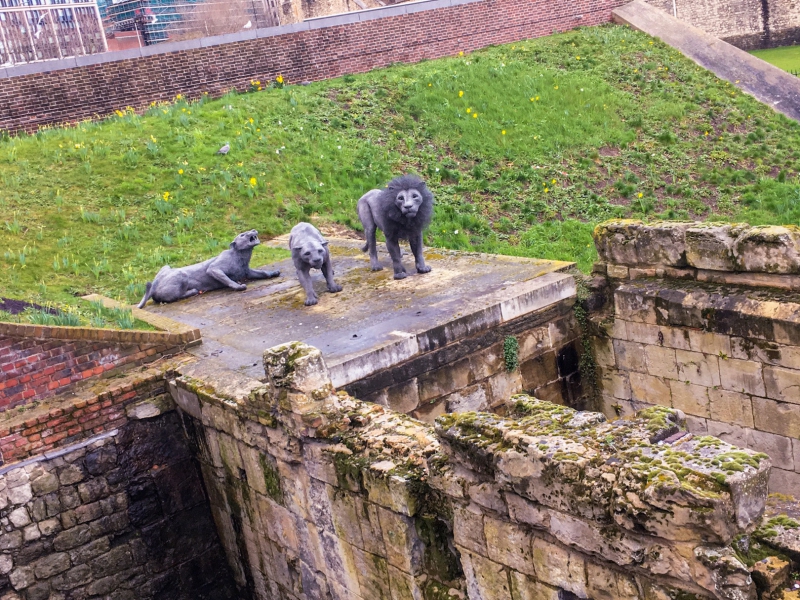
[
  {"xmin": 0, "ymin": 0, "xmax": 628, "ymax": 134},
  {"xmin": 1, "ymin": 336, "xmax": 168, "ymax": 410},
  {"xmin": 0, "ymin": 364, "xmax": 170, "ymax": 464},
  {"xmin": 0, "ymin": 323, "xmax": 200, "ymax": 411}
]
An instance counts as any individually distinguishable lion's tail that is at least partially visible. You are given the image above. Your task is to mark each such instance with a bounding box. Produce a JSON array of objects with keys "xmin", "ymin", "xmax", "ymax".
[{"xmin": 137, "ymin": 282, "xmax": 153, "ymax": 309}]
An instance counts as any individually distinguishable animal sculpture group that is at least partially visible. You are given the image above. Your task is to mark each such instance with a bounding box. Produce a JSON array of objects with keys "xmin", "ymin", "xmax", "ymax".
[{"xmin": 137, "ymin": 175, "xmax": 434, "ymax": 309}]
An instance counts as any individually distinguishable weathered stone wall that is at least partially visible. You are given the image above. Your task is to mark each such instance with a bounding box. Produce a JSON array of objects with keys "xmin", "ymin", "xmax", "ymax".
[
  {"xmin": 345, "ymin": 303, "xmax": 584, "ymax": 423},
  {"xmin": 0, "ymin": 408, "xmax": 237, "ymax": 600},
  {"xmin": 168, "ymin": 340, "xmax": 780, "ymax": 600},
  {"xmin": 592, "ymin": 220, "xmax": 800, "ymax": 496},
  {"xmin": 644, "ymin": 0, "xmax": 800, "ymax": 49}
]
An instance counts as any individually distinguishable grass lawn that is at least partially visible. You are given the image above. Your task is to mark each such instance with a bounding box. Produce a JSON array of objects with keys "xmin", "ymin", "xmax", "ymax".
[
  {"xmin": 751, "ymin": 44, "xmax": 800, "ymax": 73},
  {"xmin": 2, "ymin": 24, "xmax": 800, "ymax": 323}
]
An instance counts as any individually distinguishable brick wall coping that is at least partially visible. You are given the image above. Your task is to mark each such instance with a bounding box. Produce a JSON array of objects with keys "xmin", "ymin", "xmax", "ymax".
[
  {"xmin": 0, "ymin": 354, "xmax": 193, "ymax": 464},
  {"xmin": 0, "ymin": 294, "xmax": 201, "ymax": 346},
  {"xmin": 0, "ymin": 428, "xmax": 118, "ymax": 475},
  {"xmin": 0, "ymin": 0, "xmax": 481, "ymax": 81}
]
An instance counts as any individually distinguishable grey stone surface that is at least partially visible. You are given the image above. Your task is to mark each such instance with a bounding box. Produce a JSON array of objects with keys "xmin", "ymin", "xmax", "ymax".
[
  {"xmin": 613, "ymin": 0, "xmax": 800, "ymax": 123},
  {"xmin": 147, "ymin": 238, "xmax": 573, "ymax": 384}
]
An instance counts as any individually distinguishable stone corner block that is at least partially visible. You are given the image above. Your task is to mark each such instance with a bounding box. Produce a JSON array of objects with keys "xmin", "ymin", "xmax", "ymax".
[{"xmin": 264, "ymin": 342, "xmax": 333, "ymax": 397}]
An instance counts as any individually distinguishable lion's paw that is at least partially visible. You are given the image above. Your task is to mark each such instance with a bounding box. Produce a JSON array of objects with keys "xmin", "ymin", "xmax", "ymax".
[
  {"xmin": 305, "ymin": 297, "xmax": 319, "ymax": 306},
  {"xmin": 416, "ymin": 265, "xmax": 432, "ymax": 274},
  {"xmin": 394, "ymin": 272, "xmax": 408, "ymax": 280},
  {"xmin": 328, "ymin": 284, "xmax": 343, "ymax": 293}
]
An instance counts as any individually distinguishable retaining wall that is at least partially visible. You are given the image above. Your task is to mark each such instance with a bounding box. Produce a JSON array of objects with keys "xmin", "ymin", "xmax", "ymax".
[
  {"xmin": 0, "ymin": 0, "xmax": 627, "ymax": 134},
  {"xmin": 344, "ymin": 299, "xmax": 585, "ymax": 422},
  {"xmin": 167, "ymin": 340, "xmax": 778, "ymax": 600},
  {"xmin": 592, "ymin": 220, "xmax": 800, "ymax": 497}
]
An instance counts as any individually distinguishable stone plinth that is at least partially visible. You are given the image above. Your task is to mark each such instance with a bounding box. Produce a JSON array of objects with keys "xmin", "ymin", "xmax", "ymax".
[{"xmin": 147, "ymin": 239, "xmax": 577, "ymax": 418}]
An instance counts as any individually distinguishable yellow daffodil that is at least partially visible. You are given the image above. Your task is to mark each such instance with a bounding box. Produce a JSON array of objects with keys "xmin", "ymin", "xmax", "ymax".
[
  {"xmin": 163, "ymin": 192, "xmax": 170, "ymax": 200},
  {"xmin": 552, "ymin": 179, "xmax": 556, "ymax": 184},
  {"xmin": 637, "ymin": 192, "xmax": 643, "ymax": 198},
  {"xmin": 501, "ymin": 130, "xmax": 506, "ymax": 135},
  {"xmin": 544, "ymin": 188, "xmax": 549, "ymax": 193},
  {"xmin": 250, "ymin": 177, "xmax": 257, "ymax": 186},
  {"xmin": 473, "ymin": 113, "xmax": 478, "ymax": 118},
  {"xmin": 178, "ymin": 169, "xmax": 184, "ymax": 175},
  {"xmin": 466, "ymin": 108, "xmax": 471, "ymax": 113},
  {"xmin": 459, "ymin": 90, "xmax": 464, "ymax": 97},
  {"xmin": 554, "ymin": 85, "xmax": 559, "ymax": 90},
  {"xmin": 459, "ymin": 51, "xmax": 464, "ymax": 56}
]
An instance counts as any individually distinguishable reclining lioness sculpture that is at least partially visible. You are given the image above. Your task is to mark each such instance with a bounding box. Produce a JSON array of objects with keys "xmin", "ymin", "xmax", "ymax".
[{"xmin": 137, "ymin": 229, "xmax": 280, "ymax": 308}]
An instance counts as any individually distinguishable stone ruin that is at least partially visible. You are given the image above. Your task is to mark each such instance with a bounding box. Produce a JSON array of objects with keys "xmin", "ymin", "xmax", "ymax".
[
  {"xmin": 164, "ymin": 341, "xmax": 788, "ymax": 600},
  {"xmin": 591, "ymin": 221, "xmax": 800, "ymax": 497},
  {"xmin": 1, "ymin": 221, "xmax": 800, "ymax": 599}
]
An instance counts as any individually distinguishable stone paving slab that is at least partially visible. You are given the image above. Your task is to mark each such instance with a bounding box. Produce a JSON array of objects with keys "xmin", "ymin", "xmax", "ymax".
[
  {"xmin": 613, "ymin": 0, "xmax": 800, "ymax": 123},
  {"xmin": 145, "ymin": 238, "xmax": 574, "ymax": 382}
]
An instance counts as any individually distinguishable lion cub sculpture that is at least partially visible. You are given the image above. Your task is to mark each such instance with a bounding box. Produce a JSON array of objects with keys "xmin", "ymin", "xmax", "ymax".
[
  {"xmin": 289, "ymin": 222, "xmax": 343, "ymax": 306},
  {"xmin": 357, "ymin": 174, "xmax": 433, "ymax": 280},
  {"xmin": 137, "ymin": 229, "xmax": 280, "ymax": 308}
]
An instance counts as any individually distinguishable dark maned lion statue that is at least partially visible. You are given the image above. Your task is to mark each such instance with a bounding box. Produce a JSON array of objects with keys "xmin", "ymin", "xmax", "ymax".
[
  {"xmin": 137, "ymin": 229, "xmax": 280, "ymax": 308},
  {"xmin": 289, "ymin": 222, "xmax": 343, "ymax": 306},
  {"xmin": 357, "ymin": 174, "xmax": 434, "ymax": 280}
]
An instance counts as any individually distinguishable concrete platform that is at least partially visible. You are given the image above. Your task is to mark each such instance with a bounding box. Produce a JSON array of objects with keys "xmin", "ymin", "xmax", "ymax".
[
  {"xmin": 145, "ymin": 238, "xmax": 575, "ymax": 385},
  {"xmin": 613, "ymin": 0, "xmax": 800, "ymax": 123}
]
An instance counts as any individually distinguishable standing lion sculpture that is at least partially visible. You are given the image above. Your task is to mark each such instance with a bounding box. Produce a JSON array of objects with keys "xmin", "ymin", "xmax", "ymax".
[
  {"xmin": 357, "ymin": 174, "xmax": 434, "ymax": 280},
  {"xmin": 137, "ymin": 229, "xmax": 280, "ymax": 308}
]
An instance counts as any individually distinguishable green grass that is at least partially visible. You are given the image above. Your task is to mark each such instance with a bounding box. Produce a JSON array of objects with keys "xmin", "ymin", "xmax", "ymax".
[
  {"xmin": 751, "ymin": 44, "xmax": 800, "ymax": 73},
  {"xmin": 0, "ymin": 300, "xmax": 153, "ymax": 329},
  {"xmin": 3, "ymin": 24, "xmax": 800, "ymax": 316}
]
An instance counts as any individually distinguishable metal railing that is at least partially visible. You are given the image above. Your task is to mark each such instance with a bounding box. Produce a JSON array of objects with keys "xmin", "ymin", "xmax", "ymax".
[
  {"xmin": 104, "ymin": 0, "xmax": 279, "ymax": 46},
  {"xmin": 0, "ymin": 0, "xmax": 106, "ymax": 66}
]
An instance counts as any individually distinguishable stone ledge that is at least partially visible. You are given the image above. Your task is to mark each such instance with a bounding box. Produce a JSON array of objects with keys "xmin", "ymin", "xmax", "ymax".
[
  {"xmin": 594, "ymin": 220, "xmax": 800, "ymax": 285},
  {"xmin": 327, "ymin": 272, "xmax": 575, "ymax": 389},
  {"xmin": 0, "ymin": 295, "xmax": 200, "ymax": 347},
  {"xmin": 613, "ymin": 279, "xmax": 800, "ymax": 345},
  {"xmin": 83, "ymin": 294, "xmax": 202, "ymax": 345}
]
